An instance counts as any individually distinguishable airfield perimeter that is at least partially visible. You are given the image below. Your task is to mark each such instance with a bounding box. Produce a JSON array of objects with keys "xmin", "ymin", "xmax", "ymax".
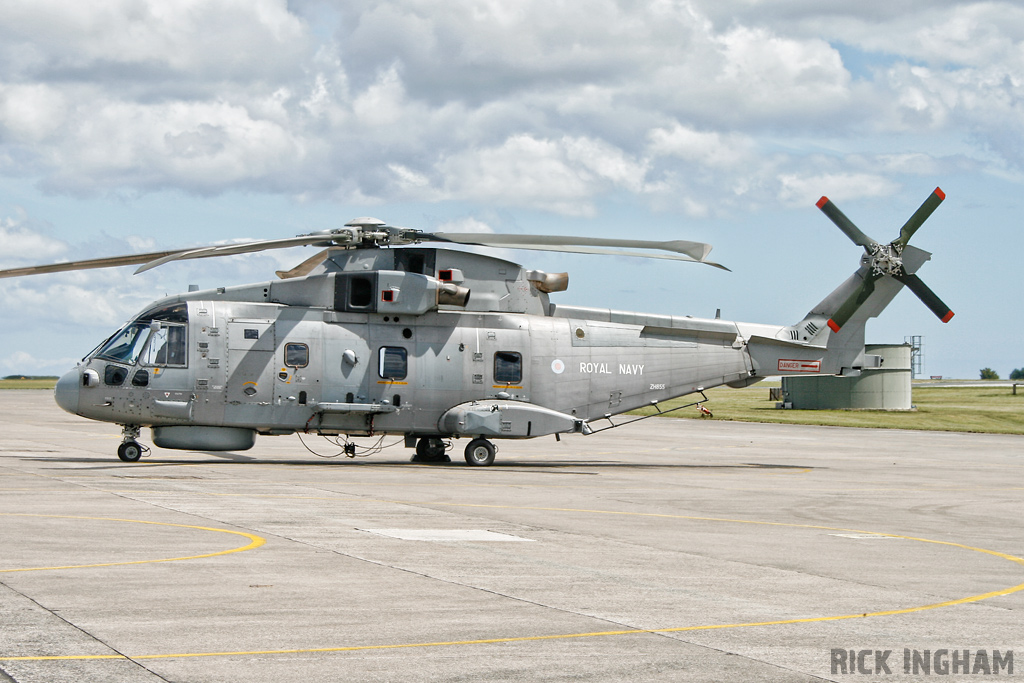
[{"xmin": 1, "ymin": 390, "xmax": 1021, "ymax": 682}]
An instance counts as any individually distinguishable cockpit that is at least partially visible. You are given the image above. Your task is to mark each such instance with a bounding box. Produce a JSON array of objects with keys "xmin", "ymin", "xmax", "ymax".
[
  {"xmin": 54, "ymin": 301, "xmax": 192, "ymax": 423},
  {"xmin": 89, "ymin": 302, "xmax": 189, "ymax": 370}
]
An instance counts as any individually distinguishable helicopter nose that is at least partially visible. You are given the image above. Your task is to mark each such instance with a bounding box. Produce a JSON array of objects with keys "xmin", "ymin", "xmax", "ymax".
[{"xmin": 54, "ymin": 369, "xmax": 81, "ymax": 415}]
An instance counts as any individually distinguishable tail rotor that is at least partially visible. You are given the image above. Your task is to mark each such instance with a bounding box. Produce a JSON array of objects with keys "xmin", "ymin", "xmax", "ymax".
[{"xmin": 816, "ymin": 188, "xmax": 953, "ymax": 333}]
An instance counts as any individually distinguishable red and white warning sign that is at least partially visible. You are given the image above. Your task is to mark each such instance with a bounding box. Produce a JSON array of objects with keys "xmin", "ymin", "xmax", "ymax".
[{"xmin": 778, "ymin": 359, "xmax": 821, "ymax": 373}]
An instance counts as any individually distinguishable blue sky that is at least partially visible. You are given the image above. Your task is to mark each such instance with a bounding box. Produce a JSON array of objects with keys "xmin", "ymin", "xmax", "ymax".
[{"xmin": 1, "ymin": 0, "xmax": 1022, "ymax": 379}]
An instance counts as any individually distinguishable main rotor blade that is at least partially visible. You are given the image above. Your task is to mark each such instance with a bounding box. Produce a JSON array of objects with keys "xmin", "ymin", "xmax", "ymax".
[
  {"xmin": 893, "ymin": 272, "xmax": 954, "ymax": 323},
  {"xmin": 894, "ymin": 187, "xmax": 945, "ymax": 248},
  {"xmin": 816, "ymin": 197, "xmax": 878, "ymax": 250},
  {"xmin": 827, "ymin": 271, "xmax": 880, "ymax": 333},
  {"xmin": 4, "ymin": 225, "xmax": 723, "ymax": 279},
  {"xmin": 431, "ymin": 234, "xmax": 727, "ymax": 270},
  {"xmin": 430, "ymin": 232, "xmax": 715, "ymax": 263},
  {"xmin": 0, "ymin": 250, "xmax": 185, "ymax": 279},
  {"xmin": 275, "ymin": 249, "xmax": 332, "ymax": 279},
  {"xmin": 135, "ymin": 234, "xmax": 349, "ymax": 274}
]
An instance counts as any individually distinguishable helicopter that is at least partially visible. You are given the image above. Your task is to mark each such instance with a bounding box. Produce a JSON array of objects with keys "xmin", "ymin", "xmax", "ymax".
[{"xmin": 0, "ymin": 189, "xmax": 952, "ymax": 466}]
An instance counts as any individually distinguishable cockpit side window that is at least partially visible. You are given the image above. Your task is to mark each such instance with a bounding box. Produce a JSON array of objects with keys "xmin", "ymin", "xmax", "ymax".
[
  {"xmin": 95, "ymin": 323, "xmax": 151, "ymax": 364},
  {"xmin": 141, "ymin": 323, "xmax": 188, "ymax": 367}
]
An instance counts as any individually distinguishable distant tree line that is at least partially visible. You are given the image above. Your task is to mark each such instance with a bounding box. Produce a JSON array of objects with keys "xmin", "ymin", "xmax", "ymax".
[
  {"xmin": 979, "ymin": 368, "xmax": 1024, "ymax": 380},
  {"xmin": 2, "ymin": 375, "xmax": 59, "ymax": 380}
]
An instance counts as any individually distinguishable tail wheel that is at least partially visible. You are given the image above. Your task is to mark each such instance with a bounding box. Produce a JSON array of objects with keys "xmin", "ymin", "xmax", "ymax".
[
  {"xmin": 117, "ymin": 441, "xmax": 143, "ymax": 462},
  {"xmin": 464, "ymin": 438, "xmax": 495, "ymax": 467},
  {"xmin": 413, "ymin": 437, "xmax": 449, "ymax": 462}
]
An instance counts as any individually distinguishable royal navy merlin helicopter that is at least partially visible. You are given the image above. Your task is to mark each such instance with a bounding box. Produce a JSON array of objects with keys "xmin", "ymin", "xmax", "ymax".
[{"xmin": 0, "ymin": 189, "xmax": 953, "ymax": 466}]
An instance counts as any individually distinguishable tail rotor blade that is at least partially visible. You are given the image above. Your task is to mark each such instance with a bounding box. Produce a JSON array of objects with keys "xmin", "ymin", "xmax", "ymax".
[
  {"xmin": 895, "ymin": 187, "xmax": 945, "ymax": 248},
  {"xmin": 827, "ymin": 272, "xmax": 880, "ymax": 333},
  {"xmin": 894, "ymin": 272, "xmax": 954, "ymax": 323},
  {"xmin": 816, "ymin": 197, "xmax": 878, "ymax": 250}
]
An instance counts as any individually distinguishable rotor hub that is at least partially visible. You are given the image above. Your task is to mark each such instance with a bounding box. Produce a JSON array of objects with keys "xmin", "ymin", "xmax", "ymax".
[{"xmin": 865, "ymin": 243, "xmax": 904, "ymax": 277}]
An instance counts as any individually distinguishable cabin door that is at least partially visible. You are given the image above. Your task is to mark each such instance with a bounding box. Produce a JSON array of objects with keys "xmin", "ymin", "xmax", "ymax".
[
  {"xmin": 225, "ymin": 319, "xmax": 276, "ymax": 405},
  {"xmin": 272, "ymin": 319, "xmax": 323, "ymax": 426}
]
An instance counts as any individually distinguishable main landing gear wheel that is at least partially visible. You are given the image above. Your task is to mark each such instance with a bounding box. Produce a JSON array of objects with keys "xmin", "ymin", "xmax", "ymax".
[
  {"xmin": 412, "ymin": 437, "xmax": 450, "ymax": 463},
  {"xmin": 117, "ymin": 441, "xmax": 143, "ymax": 462},
  {"xmin": 464, "ymin": 438, "xmax": 495, "ymax": 467}
]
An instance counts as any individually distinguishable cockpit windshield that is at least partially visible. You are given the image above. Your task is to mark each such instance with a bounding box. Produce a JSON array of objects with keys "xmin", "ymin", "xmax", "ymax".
[
  {"xmin": 94, "ymin": 323, "xmax": 152, "ymax": 364},
  {"xmin": 91, "ymin": 303, "xmax": 190, "ymax": 366}
]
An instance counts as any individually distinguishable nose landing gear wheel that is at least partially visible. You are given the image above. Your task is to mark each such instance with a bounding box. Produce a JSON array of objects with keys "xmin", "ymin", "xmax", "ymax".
[
  {"xmin": 117, "ymin": 441, "xmax": 143, "ymax": 462},
  {"xmin": 464, "ymin": 438, "xmax": 495, "ymax": 467}
]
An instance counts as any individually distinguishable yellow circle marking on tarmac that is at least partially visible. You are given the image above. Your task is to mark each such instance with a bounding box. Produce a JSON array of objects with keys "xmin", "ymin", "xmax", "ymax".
[
  {"xmin": 0, "ymin": 514, "xmax": 265, "ymax": 573},
  {"xmin": 0, "ymin": 508, "xmax": 1021, "ymax": 662}
]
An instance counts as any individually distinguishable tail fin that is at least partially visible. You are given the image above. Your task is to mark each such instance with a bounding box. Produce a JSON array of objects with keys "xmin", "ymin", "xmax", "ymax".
[
  {"xmin": 783, "ymin": 243, "xmax": 931, "ymax": 372},
  {"xmin": 749, "ymin": 190, "xmax": 952, "ymax": 378}
]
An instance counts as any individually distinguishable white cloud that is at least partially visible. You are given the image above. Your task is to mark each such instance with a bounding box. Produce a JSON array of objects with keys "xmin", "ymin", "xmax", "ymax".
[
  {"xmin": 0, "ymin": 0, "xmax": 309, "ymax": 82},
  {"xmin": 0, "ymin": 84, "xmax": 67, "ymax": 142},
  {"xmin": 435, "ymin": 217, "xmax": 494, "ymax": 234},
  {"xmin": 1, "ymin": 279, "xmax": 130, "ymax": 326},
  {"xmin": 432, "ymin": 134, "xmax": 655, "ymax": 216},
  {"xmin": 716, "ymin": 26, "xmax": 851, "ymax": 107},
  {"xmin": 0, "ymin": 0, "xmax": 1020, "ymax": 214},
  {"xmin": 647, "ymin": 124, "xmax": 755, "ymax": 168},
  {"xmin": 563, "ymin": 137, "xmax": 649, "ymax": 194},
  {"xmin": 437, "ymin": 135, "xmax": 595, "ymax": 216},
  {"xmin": 0, "ymin": 216, "xmax": 68, "ymax": 261},
  {"xmin": 0, "ymin": 350, "xmax": 78, "ymax": 376},
  {"xmin": 777, "ymin": 172, "xmax": 899, "ymax": 206},
  {"xmin": 353, "ymin": 66, "xmax": 407, "ymax": 127}
]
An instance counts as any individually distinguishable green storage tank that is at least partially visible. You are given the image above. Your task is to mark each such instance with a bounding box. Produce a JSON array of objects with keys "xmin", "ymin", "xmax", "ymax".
[{"xmin": 779, "ymin": 344, "xmax": 912, "ymax": 410}]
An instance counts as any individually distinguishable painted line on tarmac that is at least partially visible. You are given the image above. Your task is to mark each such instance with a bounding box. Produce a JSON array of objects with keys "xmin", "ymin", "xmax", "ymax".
[
  {"xmin": 1, "ymin": 511, "xmax": 1021, "ymax": 662},
  {"xmin": 0, "ymin": 514, "xmax": 265, "ymax": 573}
]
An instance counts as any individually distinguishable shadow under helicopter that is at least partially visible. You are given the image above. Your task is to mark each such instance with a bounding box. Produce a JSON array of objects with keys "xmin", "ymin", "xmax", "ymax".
[{"xmin": 26, "ymin": 456, "xmax": 817, "ymax": 472}]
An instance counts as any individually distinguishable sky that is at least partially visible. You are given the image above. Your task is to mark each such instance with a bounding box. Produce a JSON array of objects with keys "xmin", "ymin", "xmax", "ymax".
[{"xmin": 0, "ymin": 0, "xmax": 1021, "ymax": 380}]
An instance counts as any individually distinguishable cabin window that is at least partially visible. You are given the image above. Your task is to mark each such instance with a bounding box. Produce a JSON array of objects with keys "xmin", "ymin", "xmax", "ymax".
[
  {"xmin": 141, "ymin": 323, "xmax": 188, "ymax": 367},
  {"xmin": 494, "ymin": 351, "xmax": 522, "ymax": 384},
  {"xmin": 284, "ymin": 343, "xmax": 309, "ymax": 368},
  {"xmin": 378, "ymin": 346, "xmax": 408, "ymax": 380}
]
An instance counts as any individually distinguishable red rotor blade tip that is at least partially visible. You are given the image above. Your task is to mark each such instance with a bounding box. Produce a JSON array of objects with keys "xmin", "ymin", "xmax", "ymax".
[
  {"xmin": 827, "ymin": 319, "xmax": 841, "ymax": 333},
  {"xmin": 816, "ymin": 196, "xmax": 829, "ymax": 209},
  {"xmin": 942, "ymin": 310, "xmax": 954, "ymax": 323},
  {"xmin": 934, "ymin": 187, "xmax": 945, "ymax": 200}
]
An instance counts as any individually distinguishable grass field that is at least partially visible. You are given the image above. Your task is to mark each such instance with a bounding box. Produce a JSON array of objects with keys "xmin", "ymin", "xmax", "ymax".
[
  {"xmin": 3, "ymin": 378, "xmax": 1021, "ymax": 435},
  {"xmin": 0, "ymin": 378, "xmax": 59, "ymax": 390},
  {"xmin": 630, "ymin": 383, "xmax": 1024, "ymax": 435}
]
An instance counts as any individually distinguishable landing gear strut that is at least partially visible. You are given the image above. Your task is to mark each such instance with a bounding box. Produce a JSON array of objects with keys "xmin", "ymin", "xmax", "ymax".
[
  {"xmin": 117, "ymin": 425, "xmax": 146, "ymax": 462},
  {"xmin": 411, "ymin": 437, "xmax": 450, "ymax": 463},
  {"xmin": 464, "ymin": 438, "xmax": 496, "ymax": 467}
]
